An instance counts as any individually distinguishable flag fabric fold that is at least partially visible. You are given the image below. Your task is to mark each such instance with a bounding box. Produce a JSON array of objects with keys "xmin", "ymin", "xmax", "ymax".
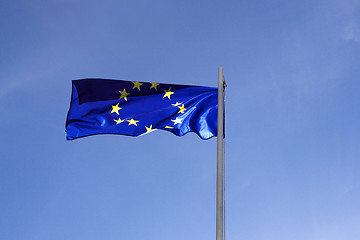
[{"xmin": 66, "ymin": 79, "xmax": 218, "ymax": 140}]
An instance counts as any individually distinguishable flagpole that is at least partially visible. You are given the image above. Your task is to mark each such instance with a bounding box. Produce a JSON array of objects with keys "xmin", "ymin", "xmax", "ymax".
[{"xmin": 216, "ymin": 67, "xmax": 224, "ymax": 240}]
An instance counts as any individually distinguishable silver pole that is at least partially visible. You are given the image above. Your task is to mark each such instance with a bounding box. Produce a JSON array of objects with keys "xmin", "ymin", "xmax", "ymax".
[{"xmin": 216, "ymin": 67, "xmax": 224, "ymax": 240}]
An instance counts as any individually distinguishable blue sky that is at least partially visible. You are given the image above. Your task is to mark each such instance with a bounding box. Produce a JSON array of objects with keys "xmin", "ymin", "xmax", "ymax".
[{"xmin": 1, "ymin": 0, "xmax": 360, "ymax": 239}]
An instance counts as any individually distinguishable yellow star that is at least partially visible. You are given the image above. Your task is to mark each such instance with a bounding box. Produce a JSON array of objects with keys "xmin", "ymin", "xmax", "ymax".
[
  {"xmin": 150, "ymin": 82, "xmax": 160, "ymax": 91},
  {"xmin": 177, "ymin": 104, "xmax": 186, "ymax": 114},
  {"xmin": 172, "ymin": 102, "xmax": 182, "ymax": 107},
  {"xmin": 119, "ymin": 88, "xmax": 130, "ymax": 101},
  {"xmin": 113, "ymin": 118, "xmax": 125, "ymax": 124},
  {"xmin": 163, "ymin": 87, "xmax": 174, "ymax": 100},
  {"xmin": 132, "ymin": 81, "xmax": 143, "ymax": 91},
  {"xmin": 127, "ymin": 118, "xmax": 139, "ymax": 126},
  {"xmin": 111, "ymin": 103, "xmax": 122, "ymax": 115},
  {"xmin": 165, "ymin": 126, "xmax": 174, "ymax": 129},
  {"xmin": 145, "ymin": 125, "xmax": 154, "ymax": 132},
  {"xmin": 171, "ymin": 117, "xmax": 183, "ymax": 125}
]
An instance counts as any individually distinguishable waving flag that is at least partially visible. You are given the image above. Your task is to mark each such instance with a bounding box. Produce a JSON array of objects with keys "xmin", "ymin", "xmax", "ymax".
[{"xmin": 65, "ymin": 79, "xmax": 218, "ymax": 140}]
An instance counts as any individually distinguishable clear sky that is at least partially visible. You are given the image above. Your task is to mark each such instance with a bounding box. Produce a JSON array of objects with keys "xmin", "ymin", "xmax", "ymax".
[{"xmin": 1, "ymin": 0, "xmax": 360, "ymax": 239}]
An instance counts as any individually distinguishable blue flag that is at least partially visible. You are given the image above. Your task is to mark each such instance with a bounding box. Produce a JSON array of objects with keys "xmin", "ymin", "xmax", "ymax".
[{"xmin": 66, "ymin": 79, "xmax": 218, "ymax": 140}]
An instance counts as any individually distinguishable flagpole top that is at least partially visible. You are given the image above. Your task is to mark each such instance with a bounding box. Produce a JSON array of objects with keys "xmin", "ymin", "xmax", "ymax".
[{"xmin": 218, "ymin": 67, "xmax": 226, "ymax": 89}]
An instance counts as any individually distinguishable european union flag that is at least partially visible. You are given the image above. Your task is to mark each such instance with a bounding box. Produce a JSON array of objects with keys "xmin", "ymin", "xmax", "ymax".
[{"xmin": 66, "ymin": 79, "xmax": 218, "ymax": 140}]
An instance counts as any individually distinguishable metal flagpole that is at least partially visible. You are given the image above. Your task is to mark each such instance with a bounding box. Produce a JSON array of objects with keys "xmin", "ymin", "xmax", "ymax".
[{"xmin": 216, "ymin": 67, "xmax": 224, "ymax": 240}]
